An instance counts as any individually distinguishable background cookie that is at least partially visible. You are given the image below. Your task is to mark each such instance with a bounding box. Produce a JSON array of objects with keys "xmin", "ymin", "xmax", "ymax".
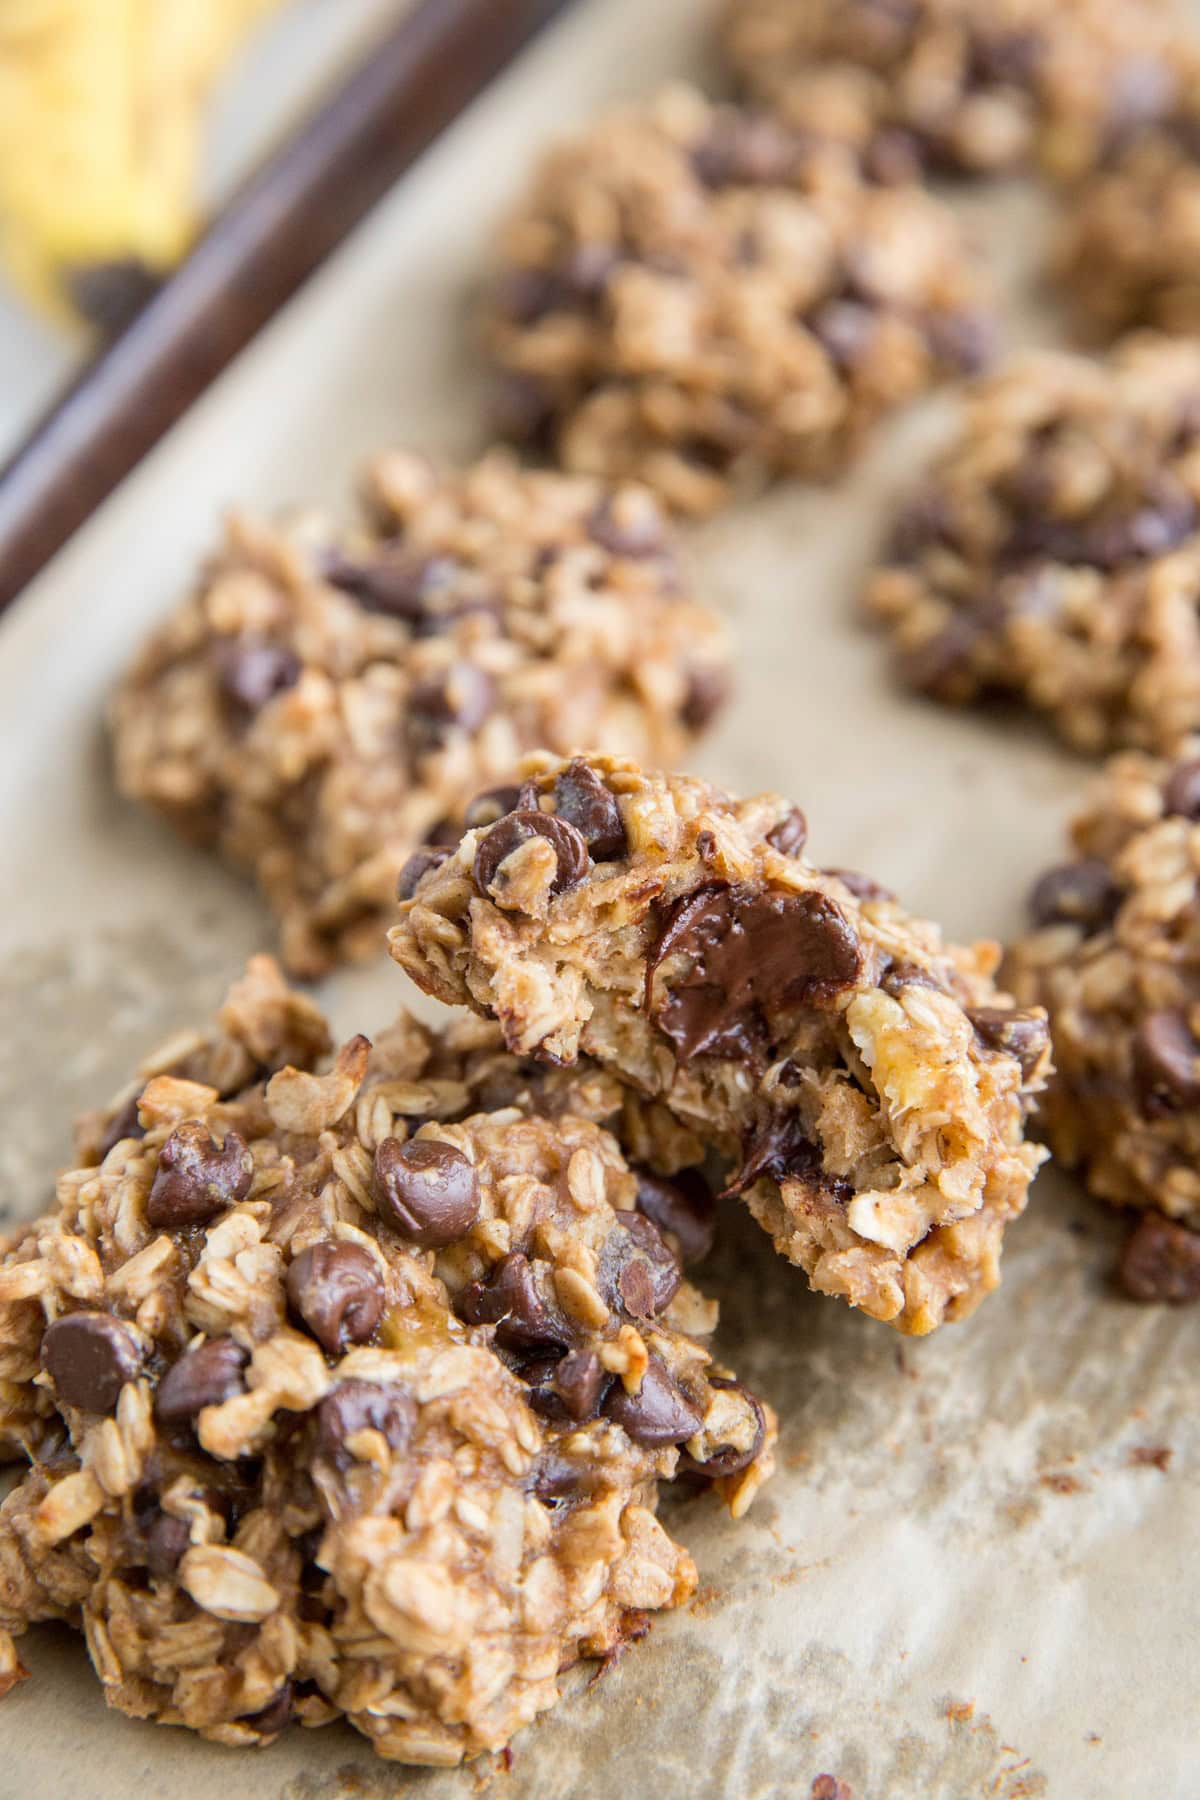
[
  {"xmin": 0, "ymin": 957, "xmax": 773, "ymax": 1762},
  {"xmin": 1057, "ymin": 53, "xmax": 1200, "ymax": 338},
  {"xmin": 864, "ymin": 335, "xmax": 1200, "ymax": 753},
  {"xmin": 1005, "ymin": 741, "xmax": 1200, "ymax": 1303},
  {"xmin": 112, "ymin": 450, "xmax": 730, "ymax": 975},
  {"xmin": 719, "ymin": 0, "xmax": 1182, "ymax": 181},
  {"xmin": 482, "ymin": 86, "xmax": 991, "ymax": 516}
]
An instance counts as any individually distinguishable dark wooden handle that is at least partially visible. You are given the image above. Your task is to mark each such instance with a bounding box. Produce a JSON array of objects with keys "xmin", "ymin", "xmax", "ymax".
[{"xmin": 0, "ymin": 0, "xmax": 576, "ymax": 615}]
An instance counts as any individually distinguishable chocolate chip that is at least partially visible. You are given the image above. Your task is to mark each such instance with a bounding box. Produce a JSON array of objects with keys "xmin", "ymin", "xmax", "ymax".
[
  {"xmin": 553, "ymin": 760, "xmax": 627, "ymax": 860},
  {"xmin": 494, "ymin": 265, "xmax": 569, "ymax": 324},
  {"xmin": 894, "ymin": 618, "xmax": 979, "ymax": 699},
  {"xmin": 924, "ymin": 309, "xmax": 996, "ymax": 376},
  {"xmin": 725, "ymin": 1109, "xmax": 852, "ymax": 1204},
  {"xmin": 1133, "ymin": 1010, "xmax": 1200, "ymax": 1113},
  {"xmin": 495, "ymin": 246, "xmax": 616, "ymax": 324},
  {"xmin": 681, "ymin": 666, "xmax": 730, "ymax": 732},
  {"xmin": 530, "ymin": 1452, "xmax": 586, "ymax": 1503},
  {"xmin": 473, "ymin": 809, "xmax": 590, "ymax": 899},
  {"xmin": 632, "ymin": 1168, "xmax": 715, "ymax": 1265},
  {"xmin": 143, "ymin": 1511, "xmax": 192, "ymax": 1580},
  {"xmin": 811, "ymin": 300, "xmax": 878, "ymax": 372},
  {"xmin": 464, "ymin": 785, "xmax": 523, "ymax": 830},
  {"xmin": 967, "ymin": 1007, "xmax": 1050, "ymax": 1080},
  {"xmin": 598, "ymin": 1212, "xmax": 681, "ymax": 1319},
  {"xmin": 396, "ymin": 845, "xmax": 450, "ymax": 900},
  {"xmin": 213, "ymin": 637, "xmax": 301, "ymax": 717},
  {"xmin": 766, "ymin": 807, "xmax": 808, "ymax": 858},
  {"xmin": 863, "ymin": 126, "xmax": 925, "ymax": 185},
  {"xmin": 563, "ymin": 242, "xmax": 619, "ymax": 301},
  {"xmin": 679, "ymin": 1375, "xmax": 766, "ymax": 1480},
  {"xmin": 887, "ymin": 489, "xmax": 956, "ymax": 562},
  {"xmin": 97, "ymin": 1093, "xmax": 146, "ymax": 1162},
  {"xmin": 1120, "ymin": 1212, "xmax": 1200, "ymax": 1304},
  {"xmin": 374, "ymin": 1137, "xmax": 480, "ymax": 1247},
  {"xmin": 456, "ymin": 1252, "xmax": 571, "ymax": 1355},
  {"xmin": 880, "ymin": 960, "xmax": 939, "ymax": 997},
  {"xmin": 520, "ymin": 1352, "xmax": 570, "ymax": 1417},
  {"xmin": 1006, "ymin": 482, "xmax": 1197, "ymax": 571},
  {"xmin": 155, "ymin": 1337, "xmax": 248, "ymax": 1424},
  {"xmin": 587, "ymin": 495, "xmax": 667, "ymax": 559},
  {"xmin": 43, "ymin": 1312, "xmax": 142, "ymax": 1414},
  {"xmin": 324, "ymin": 550, "xmax": 459, "ymax": 624},
  {"xmin": 1029, "ymin": 860, "xmax": 1123, "ymax": 933},
  {"xmin": 316, "ymin": 1379, "xmax": 415, "ymax": 1462},
  {"xmin": 1162, "ymin": 757, "xmax": 1200, "ymax": 821},
  {"xmin": 243, "ymin": 1684, "xmax": 293, "ymax": 1737},
  {"xmin": 691, "ymin": 114, "xmax": 800, "ymax": 188},
  {"xmin": 824, "ymin": 868, "xmax": 896, "ymax": 904},
  {"xmin": 286, "ymin": 1243, "xmax": 384, "ymax": 1356},
  {"xmin": 1172, "ymin": 396, "xmax": 1200, "ymax": 451},
  {"xmin": 524, "ymin": 1347, "xmax": 609, "ymax": 1422},
  {"xmin": 603, "ymin": 1358, "xmax": 703, "ymax": 1448},
  {"xmin": 552, "ymin": 1349, "xmax": 608, "ymax": 1421},
  {"xmin": 648, "ymin": 882, "xmax": 862, "ymax": 1061},
  {"xmin": 147, "ymin": 1122, "xmax": 254, "ymax": 1230},
  {"xmin": 1089, "ymin": 487, "xmax": 1198, "ymax": 569},
  {"xmin": 968, "ymin": 27, "xmax": 1040, "ymax": 88},
  {"xmin": 409, "ymin": 663, "xmax": 495, "ymax": 748},
  {"xmin": 489, "ymin": 371, "xmax": 557, "ymax": 449}
]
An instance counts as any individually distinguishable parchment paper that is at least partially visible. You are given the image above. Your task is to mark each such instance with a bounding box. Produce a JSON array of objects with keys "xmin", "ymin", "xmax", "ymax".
[{"xmin": 1, "ymin": 2, "xmax": 1196, "ymax": 1794}]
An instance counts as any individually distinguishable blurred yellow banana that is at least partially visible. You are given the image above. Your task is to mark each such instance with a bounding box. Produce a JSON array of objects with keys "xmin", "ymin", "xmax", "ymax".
[{"xmin": 0, "ymin": 0, "xmax": 286, "ymax": 327}]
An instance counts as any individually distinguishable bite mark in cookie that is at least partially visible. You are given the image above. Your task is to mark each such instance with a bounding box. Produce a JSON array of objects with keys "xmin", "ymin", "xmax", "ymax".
[{"xmin": 391, "ymin": 753, "xmax": 1049, "ymax": 1334}]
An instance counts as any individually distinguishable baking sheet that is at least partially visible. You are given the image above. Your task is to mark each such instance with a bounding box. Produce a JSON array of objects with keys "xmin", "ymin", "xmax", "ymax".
[
  {"xmin": 1, "ymin": 0, "xmax": 1197, "ymax": 1793},
  {"xmin": 0, "ymin": 0, "xmax": 406, "ymax": 459}
]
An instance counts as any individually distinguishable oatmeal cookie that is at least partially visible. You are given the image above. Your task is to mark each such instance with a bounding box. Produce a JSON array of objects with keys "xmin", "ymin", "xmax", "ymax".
[
  {"xmin": 719, "ymin": 0, "xmax": 1181, "ymax": 181},
  {"xmin": 482, "ymin": 85, "xmax": 991, "ymax": 516},
  {"xmin": 389, "ymin": 754, "xmax": 1050, "ymax": 1335},
  {"xmin": 1006, "ymin": 740, "xmax": 1200, "ymax": 1297},
  {"xmin": 111, "ymin": 449, "xmax": 730, "ymax": 975},
  {"xmin": 1057, "ymin": 56, "xmax": 1200, "ymax": 339},
  {"xmin": 864, "ymin": 336, "xmax": 1200, "ymax": 754},
  {"xmin": 0, "ymin": 957, "xmax": 773, "ymax": 1763}
]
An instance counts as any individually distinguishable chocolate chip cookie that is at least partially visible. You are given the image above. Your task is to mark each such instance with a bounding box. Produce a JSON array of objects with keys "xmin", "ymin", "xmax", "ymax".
[
  {"xmin": 719, "ymin": 0, "xmax": 1181, "ymax": 181},
  {"xmin": 864, "ymin": 336, "xmax": 1200, "ymax": 754},
  {"xmin": 482, "ymin": 86, "xmax": 991, "ymax": 516},
  {"xmin": 390, "ymin": 754, "xmax": 1050, "ymax": 1335},
  {"xmin": 0, "ymin": 956, "xmax": 773, "ymax": 1762},
  {"xmin": 111, "ymin": 450, "xmax": 731, "ymax": 975},
  {"xmin": 1005, "ymin": 742, "xmax": 1200, "ymax": 1300},
  {"xmin": 1057, "ymin": 56, "xmax": 1200, "ymax": 339}
]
